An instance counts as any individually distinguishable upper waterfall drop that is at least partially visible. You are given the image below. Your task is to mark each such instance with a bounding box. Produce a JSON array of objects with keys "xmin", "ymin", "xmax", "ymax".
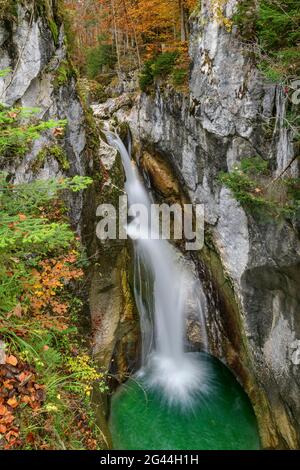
[{"xmin": 106, "ymin": 131, "xmax": 209, "ymax": 405}]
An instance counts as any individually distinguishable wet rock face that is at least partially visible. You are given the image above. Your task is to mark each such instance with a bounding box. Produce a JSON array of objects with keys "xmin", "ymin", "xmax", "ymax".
[
  {"xmin": 0, "ymin": 2, "xmax": 88, "ymax": 229},
  {"xmin": 112, "ymin": 0, "xmax": 300, "ymax": 449},
  {"xmin": 88, "ymin": 141, "xmax": 140, "ymax": 383}
]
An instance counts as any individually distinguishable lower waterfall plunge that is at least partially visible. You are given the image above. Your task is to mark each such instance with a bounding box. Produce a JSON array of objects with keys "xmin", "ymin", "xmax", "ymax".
[{"xmin": 106, "ymin": 133, "xmax": 260, "ymax": 449}]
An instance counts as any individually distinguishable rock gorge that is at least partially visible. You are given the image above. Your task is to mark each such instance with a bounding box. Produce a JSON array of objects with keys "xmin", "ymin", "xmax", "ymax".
[{"xmin": 1, "ymin": 0, "xmax": 299, "ymax": 450}]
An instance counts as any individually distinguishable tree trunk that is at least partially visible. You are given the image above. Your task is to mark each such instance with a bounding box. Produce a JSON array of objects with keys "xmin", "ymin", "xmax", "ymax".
[
  {"xmin": 121, "ymin": 0, "xmax": 141, "ymax": 69},
  {"xmin": 111, "ymin": 0, "xmax": 121, "ymax": 77},
  {"xmin": 179, "ymin": 0, "xmax": 188, "ymax": 42}
]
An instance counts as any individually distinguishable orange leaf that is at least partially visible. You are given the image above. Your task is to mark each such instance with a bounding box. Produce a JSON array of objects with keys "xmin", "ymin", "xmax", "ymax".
[
  {"xmin": 2, "ymin": 414, "xmax": 15, "ymax": 424},
  {"xmin": 0, "ymin": 404, "xmax": 8, "ymax": 416},
  {"xmin": 3, "ymin": 380, "xmax": 14, "ymax": 390},
  {"xmin": 5, "ymin": 429, "xmax": 19, "ymax": 441},
  {"xmin": 6, "ymin": 355, "xmax": 18, "ymax": 366},
  {"xmin": 7, "ymin": 397, "xmax": 18, "ymax": 409},
  {"xmin": 21, "ymin": 396, "xmax": 31, "ymax": 404},
  {"xmin": 0, "ymin": 424, "xmax": 7, "ymax": 434}
]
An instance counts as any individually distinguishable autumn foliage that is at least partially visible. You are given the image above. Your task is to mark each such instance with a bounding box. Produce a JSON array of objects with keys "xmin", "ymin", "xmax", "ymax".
[
  {"xmin": 0, "ymin": 354, "xmax": 44, "ymax": 449},
  {"xmin": 64, "ymin": 0, "xmax": 198, "ymax": 77},
  {"xmin": 28, "ymin": 254, "xmax": 83, "ymax": 317},
  {"xmin": 0, "ymin": 101, "xmax": 103, "ymax": 450}
]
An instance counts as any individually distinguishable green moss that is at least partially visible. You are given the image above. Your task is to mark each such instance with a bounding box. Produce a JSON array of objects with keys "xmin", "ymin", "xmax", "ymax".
[
  {"xmin": 76, "ymin": 81, "xmax": 100, "ymax": 157},
  {"xmin": 33, "ymin": 0, "xmax": 65, "ymax": 46},
  {"xmin": 32, "ymin": 145, "xmax": 70, "ymax": 173},
  {"xmin": 31, "ymin": 149, "xmax": 46, "ymax": 173},
  {"xmin": 117, "ymin": 122, "xmax": 130, "ymax": 142},
  {"xmin": 51, "ymin": 145, "xmax": 70, "ymax": 170},
  {"xmin": 56, "ymin": 65, "xmax": 68, "ymax": 85},
  {"xmin": 49, "ymin": 18, "xmax": 59, "ymax": 45},
  {"xmin": 0, "ymin": 0, "xmax": 62, "ymax": 45},
  {"xmin": 53, "ymin": 60, "xmax": 74, "ymax": 87}
]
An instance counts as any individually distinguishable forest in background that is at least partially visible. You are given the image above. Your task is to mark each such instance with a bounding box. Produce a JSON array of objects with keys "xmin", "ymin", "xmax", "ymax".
[
  {"xmin": 64, "ymin": 0, "xmax": 300, "ymax": 89},
  {"xmin": 64, "ymin": 0, "xmax": 198, "ymax": 92}
]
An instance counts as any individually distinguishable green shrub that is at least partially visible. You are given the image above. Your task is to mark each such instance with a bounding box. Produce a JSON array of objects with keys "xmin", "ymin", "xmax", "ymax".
[
  {"xmin": 0, "ymin": 106, "xmax": 66, "ymax": 160},
  {"xmin": 139, "ymin": 59, "xmax": 155, "ymax": 91},
  {"xmin": 219, "ymin": 156, "xmax": 300, "ymax": 218},
  {"xmin": 172, "ymin": 67, "xmax": 188, "ymax": 87},
  {"xmin": 257, "ymin": 62, "xmax": 284, "ymax": 82},
  {"xmin": 240, "ymin": 156, "xmax": 269, "ymax": 175},
  {"xmin": 151, "ymin": 51, "xmax": 178, "ymax": 77},
  {"xmin": 257, "ymin": 1, "xmax": 300, "ymax": 51},
  {"xmin": 235, "ymin": 0, "xmax": 300, "ymax": 80},
  {"xmin": 233, "ymin": 0, "xmax": 257, "ymax": 41},
  {"xmin": 139, "ymin": 51, "xmax": 179, "ymax": 91}
]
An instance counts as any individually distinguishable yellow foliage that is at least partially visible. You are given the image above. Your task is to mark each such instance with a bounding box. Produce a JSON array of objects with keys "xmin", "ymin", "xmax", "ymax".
[{"xmin": 66, "ymin": 354, "xmax": 105, "ymax": 388}]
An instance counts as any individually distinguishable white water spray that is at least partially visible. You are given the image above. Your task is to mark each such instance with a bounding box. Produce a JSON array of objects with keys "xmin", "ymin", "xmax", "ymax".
[{"xmin": 106, "ymin": 132, "xmax": 209, "ymax": 404}]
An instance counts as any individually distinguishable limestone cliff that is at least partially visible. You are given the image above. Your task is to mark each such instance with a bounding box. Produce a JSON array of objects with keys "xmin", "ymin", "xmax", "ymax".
[
  {"xmin": 0, "ymin": 0, "xmax": 91, "ymax": 229},
  {"xmin": 100, "ymin": 0, "xmax": 300, "ymax": 449}
]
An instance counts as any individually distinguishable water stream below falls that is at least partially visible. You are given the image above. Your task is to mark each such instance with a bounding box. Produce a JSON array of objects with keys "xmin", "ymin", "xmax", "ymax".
[{"xmin": 106, "ymin": 133, "xmax": 260, "ymax": 450}]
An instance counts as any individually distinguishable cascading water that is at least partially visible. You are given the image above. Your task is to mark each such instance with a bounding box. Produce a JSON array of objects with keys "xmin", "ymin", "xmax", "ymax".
[
  {"xmin": 106, "ymin": 132, "xmax": 209, "ymax": 404},
  {"xmin": 107, "ymin": 132, "xmax": 260, "ymax": 450}
]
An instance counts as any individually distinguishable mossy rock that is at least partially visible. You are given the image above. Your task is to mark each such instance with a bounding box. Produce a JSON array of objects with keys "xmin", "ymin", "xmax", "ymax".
[
  {"xmin": 34, "ymin": 0, "xmax": 64, "ymax": 45},
  {"xmin": 0, "ymin": 1, "xmax": 63, "ymax": 45},
  {"xmin": 53, "ymin": 59, "xmax": 76, "ymax": 88},
  {"xmin": 116, "ymin": 122, "xmax": 130, "ymax": 142},
  {"xmin": 31, "ymin": 145, "xmax": 70, "ymax": 173},
  {"xmin": 48, "ymin": 18, "xmax": 59, "ymax": 45},
  {"xmin": 76, "ymin": 81, "xmax": 101, "ymax": 159},
  {"xmin": 77, "ymin": 78, "xmax": 108, "ymax": 104}
]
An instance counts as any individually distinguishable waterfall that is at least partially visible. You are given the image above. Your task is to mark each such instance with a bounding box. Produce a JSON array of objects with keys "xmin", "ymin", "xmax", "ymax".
[{"xmin": 106, "ymin": 132, "xmax": 209, "ymax": 405}]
